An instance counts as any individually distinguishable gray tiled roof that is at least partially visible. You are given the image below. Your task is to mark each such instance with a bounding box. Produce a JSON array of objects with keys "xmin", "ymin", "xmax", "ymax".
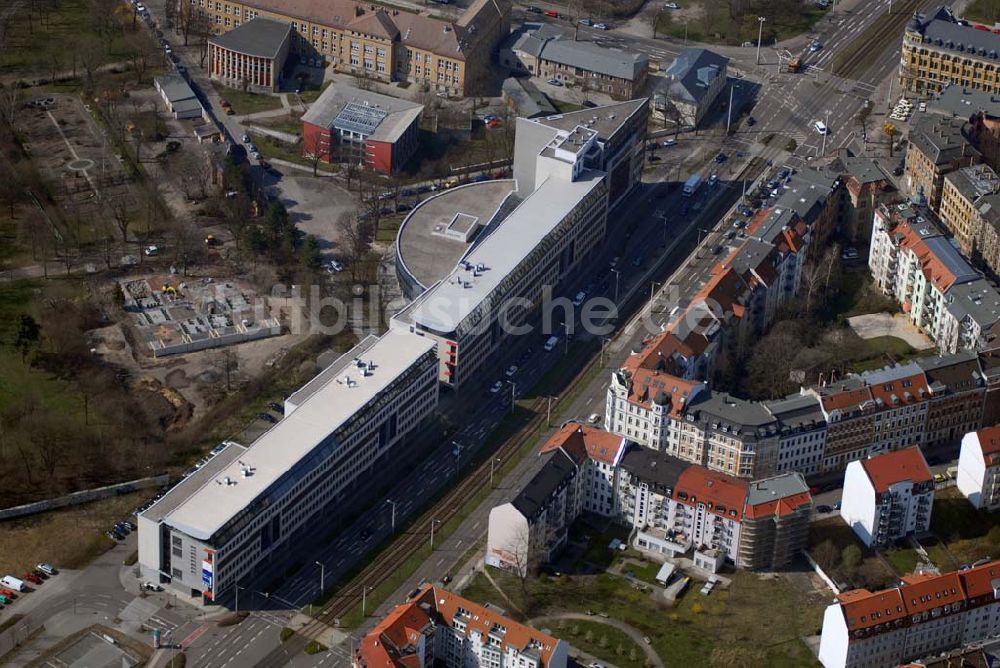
[
  {"xmin": 945, "ymin": 164, "xmax": 1000, "ymax": 203},
  {"xmin": 908, "ymin": 115, "xmax": 978, "ymax": 165},
  {"xmin": 511, "ymin": 449, "xmax": 577, "ymax": 519},
  {"xmin": 502, "ymin": 77, "xmax": 556, "ymax": 118},
  {"xmin": 539, "ymin": 38, "xmax": 648, "ymax": 81},
  {"xmin": 910, "ymin": 6, "xmax": 1000, "ymax": 61},
  {"xmin": 929, "ymin": 84, "xmax": 1000, "ymax": 119},
  {"xmin": 946, "ymin": 279, "xmax": 1000, "ymax": 328},
  {"xmin": 209, "ymin": 17, "xmax": 291, "ymax": 59},
  {"xmin": 660, "ymin": 48, "xmax": 729, "ymax": 105}
]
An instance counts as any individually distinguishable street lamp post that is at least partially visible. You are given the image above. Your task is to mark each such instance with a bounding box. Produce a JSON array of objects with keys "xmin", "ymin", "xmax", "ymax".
[
  {"xmin": 610, "ymin": 268, "xmax": 621, "ymax": 303},
  {"xmin": 362, "ymin": 585, "xmax": 373, "ymax": 617},
  {"xmin": 489, "ymin": 457, "xmax": 501, "ymax": 487},
  {"xmin": 726, "ymin": 82, "xmax": 737, "ymax": 132},
  {"xmin": 385, "ymin": 499, "xmax": 396, "ymax": 534},
  {"xmin": 507, "ymin": 380, "xmax": 516, "ymax": 415},
  {"xmin": 235, "ymin": 583, "xmax": 244, "ymax": 614},
  {"xmin": 559, "ymin": 321, "xmax": 570, "ymax": 355},
  {"xmin": 451, "ymin": 441, "xmax": 462, "ymax": 472},
  {"xmin": 821, "ymin": 110, "xmax": 831, "ymax": 155},
  {"xmin": 315, "ymin": 561, "xmax": 325, "ymax": 596},
  {"xmin": 756, "ymin": 17, "xmax": 766, "ymax": 65},
  {"xmin": 546, "ymin": 395, "xmax": 558, "ymax": 426},
  {"xmin": 430, "ymin": 519, "xmax": 441, "ymax": 549}
]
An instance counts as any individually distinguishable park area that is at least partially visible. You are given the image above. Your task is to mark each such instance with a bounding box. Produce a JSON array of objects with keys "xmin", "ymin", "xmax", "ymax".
[{"xmin": 461, "ymin": 519, "xmax": 826, "ymax": 668}]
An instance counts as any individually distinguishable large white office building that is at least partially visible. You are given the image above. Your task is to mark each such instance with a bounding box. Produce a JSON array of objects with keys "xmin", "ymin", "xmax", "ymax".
[
  {"xmin": 137, "ymin": 330, "xmax": 438, "ymax": 601},
  {"xmin": 392, "ymin": 100, "xmax": 647, "ymax": 387}
]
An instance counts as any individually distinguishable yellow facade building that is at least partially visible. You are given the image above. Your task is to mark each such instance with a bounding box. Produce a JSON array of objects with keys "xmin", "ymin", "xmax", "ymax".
[{"xmin": 900, "ymin": 6, "xmax": 1000, "ymax": 96}]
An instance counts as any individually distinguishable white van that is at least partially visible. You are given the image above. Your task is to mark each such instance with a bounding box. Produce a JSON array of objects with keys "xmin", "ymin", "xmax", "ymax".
[
  {"xmin": 543, "ymin": 336, "xmax": 559, "ymax": 352},
  {"xmin": 2, "ymin": 576, "xmax": 25, "ymax": 592},
  {"xmin": 814, "ymin": 120, "xmax": 828, "ymax": 135}
]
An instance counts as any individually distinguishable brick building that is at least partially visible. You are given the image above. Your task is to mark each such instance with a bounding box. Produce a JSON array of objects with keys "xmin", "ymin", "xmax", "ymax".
[{"xmin": 208, "ymin": 17, "xmax": 291, "ymax": 92}]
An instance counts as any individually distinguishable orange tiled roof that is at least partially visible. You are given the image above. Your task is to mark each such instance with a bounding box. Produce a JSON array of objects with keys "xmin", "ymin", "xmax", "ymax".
[
  {"xmin": 539, "ymin": 423, "xmax": 626, "ymax": 466},
  {"xmin": 835, "ymin": 560, "xmax": 1000, "ymax": 635},
  {"xmin": 744, "ymin": 491, "xmax": 812, "ymax": 520},
  {"xmin": 820, "ymin": 386, "xmax": 874, "ymax": 413},
  {"xmin": 627, "ymin": 368, "xmax": 701, "ymax": 414},
  {"xmin": 860, "ymin": 447, "xmax": 932, "ymax": 494},
  {"xmin": 673, "ymin": 466, "xmax": 749, "ymax": 521},
  {"xmin": 357, "ymin": 595, "xmax": 433, "ymax": 668},
  {"xmin": 867, "ymin": 372, "xmax": 930, "ymax": 408},
  {"xmin": 975, "ymin": 425, "xmax": 1000, "ymax": 465}
]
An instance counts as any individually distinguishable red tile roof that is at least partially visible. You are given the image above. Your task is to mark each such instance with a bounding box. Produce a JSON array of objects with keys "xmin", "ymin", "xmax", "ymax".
[
  {"xmin": 820, "ymin": 385, "xmax": 874, "ymax": 414},
  {"xmin": 744, "ymin": 491, "xmax": 812, "ymax": 520},
  {"xmin": 835, "ymin": 560, "xmax": 1000, "ymax": 636},
  {"xmin": 539, "ymin": 424, "xmax": 626, "ymax": 466},
  {"xmin": 860, "ymin": 447, "xmax": 932, "ymax": 493},
  {"xmin": 867, "ymin": 372, "xmax": 930, "ymax": 408},
  {"xmin": 974, "ymin": 425, "xmax": 1000, "ymax": 466},
  {"xmin": 673, "ymin": 467, "xmax": 749, "ymax": 521},
  {"xmin": 356, "ymin": 586, "xmax": 563, "ymax": 668}
]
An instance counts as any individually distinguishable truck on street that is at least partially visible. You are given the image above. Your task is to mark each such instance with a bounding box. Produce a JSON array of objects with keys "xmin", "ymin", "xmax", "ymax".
[{"xmin": 683, "ymin": 173, "xmax": 702, "ymax": 197}]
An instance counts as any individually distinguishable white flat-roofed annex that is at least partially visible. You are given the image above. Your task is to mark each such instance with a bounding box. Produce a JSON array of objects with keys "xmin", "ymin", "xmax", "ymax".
[
  {"xmin": 407, "ymin": 169, "xmax": 605, "ymax": 335},
  {"xmin": 161, "ymin": 329, "xmax": 435, "ymax": 541}
]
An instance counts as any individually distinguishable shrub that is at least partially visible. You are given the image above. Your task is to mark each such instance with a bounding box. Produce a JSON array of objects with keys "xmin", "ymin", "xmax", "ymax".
[
  {"xmin": 280, "ymin": 627, "xmax": 294, "ymax": 642},
  {"xmin": 304, "ymin": 641, "xmax": 327, "ymax": 655},
  {"xmin": 123, "ymin": 550, "xmax": 138, "ymax": 566}
]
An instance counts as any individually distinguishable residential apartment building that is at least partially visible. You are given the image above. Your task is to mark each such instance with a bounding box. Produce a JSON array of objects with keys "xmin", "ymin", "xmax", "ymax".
[
  {"xmin": 620, "ymin": 449, "xmax": 812, "ymax": 572},
  {"xmin": 940, "ymin": 164, "xmax": 1000, "ymax": 255},
  {"xmin": 928, "ymin": 84, "xmax": 1000, "ymax": 175},
  {"xmin": 208, "ymin": 17, "xmax": 291, "ymax": 92},
  {"xmin": 868, "ymin": 202, "xmax": 1000, "ymax": 354},
  {"xmin": 957, "ymin": 425, "xmax": 1000, "ymax": 509},
  {"xmin": 904, "ymin": 115, "xmax": 981, "ymax": 211},
  {"xmin": 391, "ymin": 100, "xmax": 647, "ymax": 387},
  {"xmin": 485, "ymin": 425, "xmax": 627, "ymax": 574},
  {"xmin": 191, "ymin": 0, "xmax": 510, "ymax": 97},
  {"xmin": 354, "ymin": 584, "xmax": 568, "ymax": 668},
  {"xmin": 970, "ymin": 192, "xmax": 1000, "ymax": 279},
  {"xmin": 654, "ymin": 48, "xmax": 729, "ymax": 128},
  {"xmin": 300, "ymin": 82, "xmax": 422, "ymax": 173},
  {"xmin": 833, "ymin": 155, "xmax": 895, "ymax": 249},
  {"xmin": 137, "ymin": 330, "xmax": 439, "ymax": 600},
  {"xmin": 501, "ymin": 24, "xmax": 649, "ymax": 100},
  {"xmin": 899, "ymin": 6, "xmax": 1000, "ymax": 97},
  {"xmin": 840, "ymin": 447, "xmax": 934, "ymax": 549},
  {"xmin": 917, "ymin": 352, "xmax": 987, "ymax": 449},
  {"xmin": 818, "ymin": 560, "xmax": 1000, "ymax": 668}
]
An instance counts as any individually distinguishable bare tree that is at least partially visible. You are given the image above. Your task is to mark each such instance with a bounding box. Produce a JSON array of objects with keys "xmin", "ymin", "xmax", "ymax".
[
  {"xmin": 110, "ymin": 196, "xmax": 132, "ymax": 243},
  {"xmin": 647, "ymin": 10, "xmax": 664, "ymax": 38},
  {"xmin": 216, "ymin": 348, "xmax": 239, "ymax": 391}
]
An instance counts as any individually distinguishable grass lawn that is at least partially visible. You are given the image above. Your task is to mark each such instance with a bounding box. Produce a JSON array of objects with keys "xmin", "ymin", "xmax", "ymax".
[
  {"xmin": 964, "ymin": 0, "xmax": 1000, "ymax": 24},
  {"xmin": 463, "ymin": 567, "xmax": 823, "ymax": 667},
  {"xmin": 883, "ymin": 547, "xmax": 919, "ymax": 575},
  {"xmin": 297, "ymin": 83, "xmax": 331, "ymax": 104},
  {"xmin": 249, "ymin": 114, "xmax": 304, "ymax": 137},
  {"xmin": 255, "ymin": 135, "xmax": 337, "ymax": 173},
  {"xmin": 0, "ymin": 491, "xmax": 147, "ymax": 575},
  {"xmin": 549, "ymin": 98, "xmax": 583, "ymax": 114},
  {"xmin": 212, "ymin": 83, "xmax": 284, "ymax": 115},
  {"xmin": 849, "ymin": 335, "xmax": 920, "ymax": 372},
  {"xmin": 658, "ymin": 3, "xmax": 828, "ymax": 45},
  {"xmin": 0, "ymin": 0, "xmax": 131, "ymax": 75},
  {"xmin": 375, "ymin": 217, "xmax": 403, "ymax": 244},
  {"xmin": 551, "ymin": 618, "xmax": 646, "ymax": 668},
  {"xmin": 930, "ymin": 487, "xmax": 1000, "ymax": 566}
]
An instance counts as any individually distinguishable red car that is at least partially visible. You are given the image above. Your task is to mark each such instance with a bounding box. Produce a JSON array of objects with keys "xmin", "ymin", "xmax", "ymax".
[
  {"xmin": 22, "ymin": 573, "xmax": 41, "ymax": 586},
  {"xmin": 0, "ymin": 588, "xmax": 16, "ymax": 600}
]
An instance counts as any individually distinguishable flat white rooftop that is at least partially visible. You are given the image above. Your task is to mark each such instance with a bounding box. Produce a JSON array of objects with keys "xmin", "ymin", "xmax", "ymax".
[
  {"xmin": 408, "ymin": 169, "xmax": 606, "ymax": 335},
  {"xmin": 161, "ymin": 329, "xmax": 435, "ymax": 541}
]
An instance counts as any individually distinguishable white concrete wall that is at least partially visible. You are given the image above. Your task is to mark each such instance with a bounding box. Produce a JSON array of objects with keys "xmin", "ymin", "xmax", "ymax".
[
  {"xmin": 957, "ymin": 431, "xmax": 987, "ymax": 509},
  {"xmin": 486, "ymin": 503, "xmax": 530, "ymax": 575},
  {"xmin": 818, "ymin": 603, "xmax": 849, "ymax": 668},
  {"xmin": 840, "ymin": 460, "xmax": 877, "ymax": 547}
]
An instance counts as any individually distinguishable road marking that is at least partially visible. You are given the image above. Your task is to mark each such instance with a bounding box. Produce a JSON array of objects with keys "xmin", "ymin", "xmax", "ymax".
[{"xmin": 180, "ymin": 624, "xmax": 209, "ymax": 649}]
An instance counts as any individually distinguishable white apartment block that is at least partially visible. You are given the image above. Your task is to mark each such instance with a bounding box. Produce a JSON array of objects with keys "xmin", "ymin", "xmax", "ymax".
[
  {"xmin": 355, "ymin": 585, "xmax": 568, "ymax": 668},
  {"xmin": 486, "ymin": 425, "xmax": 627, "ymax": 575},
  {"xmin": 818, "ymin": 561, "xmax": 1000, "ymax": 668},
  {"xmin": 869, "ymin": 202, "xmax": 1000, "ymax": 354},
  {"xmin": 839, "ymin": 447, "xmax": 934, "ymax": 549},
  {"xmin": 957, "ymin": 425, "xmax": 1000, "ymax": 510},
  {"xmin": 137, "ymin": 330, "xmax": 438, "ymax": 601}
]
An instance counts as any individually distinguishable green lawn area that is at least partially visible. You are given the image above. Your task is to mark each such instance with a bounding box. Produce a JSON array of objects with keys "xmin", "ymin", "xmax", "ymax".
[
  {"xmin": 930, "ymin": 487, "xmax": 1000, "ymax": 566},
  {"xmin": 463, "ymin": 567, "xmax": 823, "ymax": 667},
  {"xmin": 212, "ymin": 83, "xmax": 284, "ymax": 115},
  {"xmin": 297, "ymin": 82, "xmax": 331, "ymax": 104},
  {"xmin": 883, "ymin": 548, "xmax": 919, "ymax": 576},
  {"xmin": 0, "ymin": 281, "xmax": 87, "ymax": 418},
  {"xmin": 255, "ymin": 135, "xmax": 337, "ymax": 173},
  {"xmin": 551, "ymin": 618, "xmax": 646, "ymax": 668},
  {"xmin": 658, "ymin": 3, "xmax": 828, "ymax": 45},
  {"xmin": 549, "ymin": 98, "xmax": 583, "ymax": 114},
  {"xmin": 0, "ymin": 0, "xmax": 131, "ymax": 76},
  {"xmin": 849, "ymin": 335, "xmax": 920, "ymax": 372},
  {"xmin": 249, "ymin": 114, "xmax": 304, "ymax": 137},
  {"xmin": 375, "ymin": 217, "xmax": 403, "ymax": 244},
  {"xmin": 964, "ymin": 0, "xmax": 1000, "ymax": 24}
]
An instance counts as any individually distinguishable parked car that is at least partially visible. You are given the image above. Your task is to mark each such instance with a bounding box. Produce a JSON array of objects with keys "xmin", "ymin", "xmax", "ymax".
[
  {"xmin": 22, "ymin": 573, "xmax": 41, "ymax": 586},
  {"xmin": 816, "ymin": 504, "xmax": 833, "ymax": 513},
  {"xmin": 143, "ymin": 245, "xmax": 159, "ymax": 256},
  {"xmin": 546, "ymin": 78, "xmax": 563, "ymax": 86},
  {"xmin": 505, "ymin": 365, "xmax": 518, "ymax": 378},
  {"xmin": 746, "ymin": 116, "xmax": 756, "ymax": 126},
  {"xmin": 269, "ymin": 402, "xmax": 285, "ymax": 414},
  {"xmin": 588, "ymin": 413, "xmax": 601, "ymax": 425},
  {"xmin": 714, "ymin": 152, "xmax": 727, "ymax": 163},
  {"xmin": 664, "ymin": 1, "xmax": 680, "ymax": 7},
  {"xmin": 526, "ymin": 5, "xmax": 542, "ymax": 12},
  {"xmin": 489, "ymin": 381, "xmax": 503, "ymax": 394},
  {"xmin": 809, "ymin": 41, "xmax": 822, "ymax": 52},
  {"xmin": 594, "ymin": 22, "xmax": 608, "ymax": 29},
  {"xmin": 141, "ymin": 582, "xmax": 164, "ymax": 592},
  {"xmin": 578, "ymin": 17, "xmax": 592, "ymax": 26},
  {"xmin": 257, "ymin": 412, "xmax": 277, "ymax": 423},
  {"xmin": 662, "ymin": 138, "xmax": 677, "ymax": 147},
  {"xmin": 324, "ymin": 259, "xmax": 344, "ymax": 273}
]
